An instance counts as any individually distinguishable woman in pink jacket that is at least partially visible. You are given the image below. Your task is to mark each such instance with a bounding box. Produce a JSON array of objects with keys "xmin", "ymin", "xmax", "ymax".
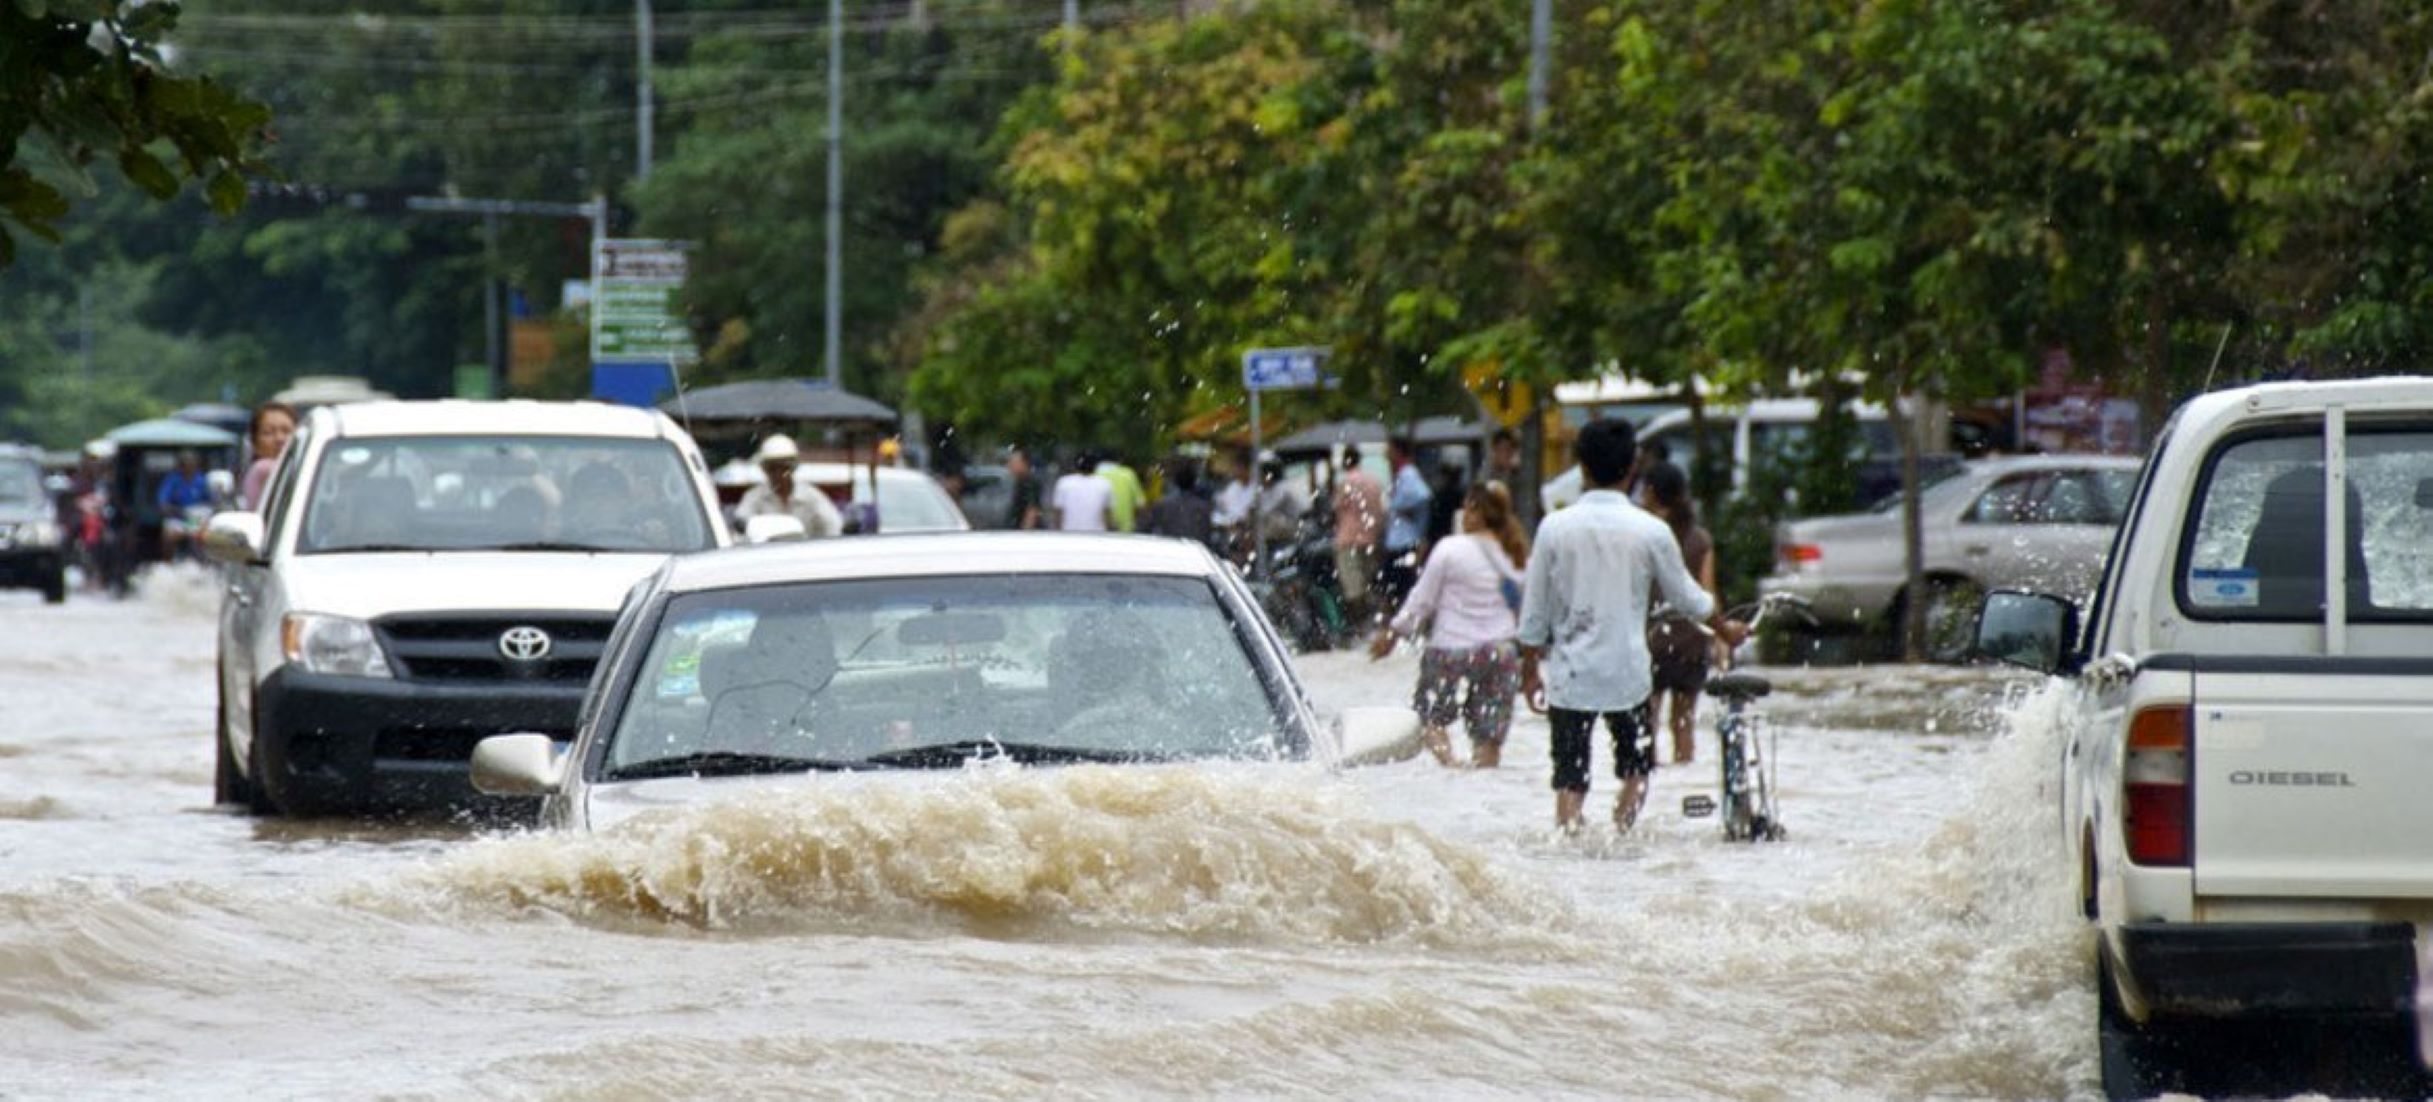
[{"xmin": 1368, "ymin": 481, "xmax": 1530, "ymax": 767}]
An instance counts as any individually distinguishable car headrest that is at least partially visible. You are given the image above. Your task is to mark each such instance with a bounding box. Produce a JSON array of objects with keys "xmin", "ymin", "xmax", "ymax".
[
  {"xmin": 736, "ymin": 611, "xmax": 837, "ymax": 688},
  {"xmin": 697, "ymin": 643, "xmax": 747, "ymax": 701},
  {"xmin": 1048, "ymin": 611, "xmax": 1161, "ymax": 698},
  {"xmin": 355, "ymin": 476, "xmax": 417, "ymax": 515}
]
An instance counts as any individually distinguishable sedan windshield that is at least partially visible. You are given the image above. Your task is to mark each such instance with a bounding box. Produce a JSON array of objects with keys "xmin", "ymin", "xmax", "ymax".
[
  {"xmin": 603, "ymin": 574, "xmax": 1298, "ymax": 777},
  {"xmin": 298, "ymin": 436, "xmax": 714, "ymax": 554}
]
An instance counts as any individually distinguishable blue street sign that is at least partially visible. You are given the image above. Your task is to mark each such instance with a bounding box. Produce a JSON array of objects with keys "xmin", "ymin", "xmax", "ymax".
[
  {"xmin": 592, "ymin": 361, "xmax": 679, "ymax": 407},
  {"xmin": 1242, "ymin": 346, "xmax": 1334, "ymax": 391}
]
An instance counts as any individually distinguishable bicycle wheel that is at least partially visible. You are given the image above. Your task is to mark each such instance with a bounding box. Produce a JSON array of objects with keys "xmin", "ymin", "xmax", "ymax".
[{"xmin": 1720, "ymin": 718, "xmax": 1757, "ymax": 842}]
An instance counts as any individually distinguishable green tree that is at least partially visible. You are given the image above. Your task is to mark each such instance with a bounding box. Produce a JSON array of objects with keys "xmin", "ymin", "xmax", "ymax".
[
  {"xmin": 905, "ymin": 5, "xmax": 1376, "ymax": 453},
  {"xmin": 1, "ymin": 0, "xmax": 271, "ymax": 265},
  {"xmin": 638, "ymin": 7, "xmax": 1057, "ymax": 398}
]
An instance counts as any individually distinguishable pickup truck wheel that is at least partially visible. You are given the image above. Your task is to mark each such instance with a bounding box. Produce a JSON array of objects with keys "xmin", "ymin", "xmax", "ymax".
[
  {"xmin": 214, "ymin": 683, "xmax": 252, "ymax": 809},
  {"xmin": 41, "ymin": 570, "xmax": 65, "ymax": 604},
  {"xmin": 214, "ymin": 680, "xmax": 277, "ymax": 815},
  {"xmin": 2097, "ymin": 952, "xmax": 2192, "ymax": 1100}
]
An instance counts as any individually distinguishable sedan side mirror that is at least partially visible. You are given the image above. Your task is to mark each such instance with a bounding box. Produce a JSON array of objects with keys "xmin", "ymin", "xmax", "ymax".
[
  {"xmin": 742, "ymin": 515, "xmax": 808, "ymax": 544},
  {"xmin": 201, "ymin": 511, "xmax": 266, "ymax": 565},
  {"xmin": 1333, "ymin": 705, "xmax": 1423, "ymax": 766},
  {"xmin": 469, "ymin": 733, "xmax": 565, "ymax": 796},
  {"xmin": 1973, "ymin": 590, "xmax": 2080, "ymax": 675}
]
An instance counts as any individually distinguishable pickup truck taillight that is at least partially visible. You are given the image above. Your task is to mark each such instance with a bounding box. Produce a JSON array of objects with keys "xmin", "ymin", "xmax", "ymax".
[
  {"xmin": 2124, "ymin": 704, "xmax": 2192, "ymax": 866},
  {"xmin": 1780, "ymin": 542, "xmax": 1822, "ymax": 568}
]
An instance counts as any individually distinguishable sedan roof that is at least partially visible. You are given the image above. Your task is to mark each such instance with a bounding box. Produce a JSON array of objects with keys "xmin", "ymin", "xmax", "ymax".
[
  {"xmin": 662, "ymin": 532, "xmax": 1225, "ymax": 592},
  {"xmin": 323, "ymin": 400, "xmax": 677, "ymax": 440}
]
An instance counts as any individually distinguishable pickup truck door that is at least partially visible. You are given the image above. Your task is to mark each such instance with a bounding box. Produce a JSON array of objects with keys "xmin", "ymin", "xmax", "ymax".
[{"xmin": 222, "ymin": 429, "xmax": 312, "ymax": 766}]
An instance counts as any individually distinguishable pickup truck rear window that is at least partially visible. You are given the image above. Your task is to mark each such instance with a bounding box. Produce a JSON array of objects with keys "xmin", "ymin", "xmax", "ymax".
[{"xmin": 2180, "ymin": 425, "xmax": 2433, "ymax": 621}]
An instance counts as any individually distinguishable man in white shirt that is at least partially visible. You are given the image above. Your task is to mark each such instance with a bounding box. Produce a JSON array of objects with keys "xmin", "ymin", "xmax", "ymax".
[
  {"xmin": 1208, "ymin": 449, "xmax": 1258, "ymax": 564},
  {"xmin": 1051, "ymin": 451, "xmax": 1115, "ymax": 531},
  {"xmin": 735, "ymin": 433, "xmax": 843, "ymax": 539},
  {"xmin": 1517, "ymin": 418, "xmax": 1716, "ymax": 833}
]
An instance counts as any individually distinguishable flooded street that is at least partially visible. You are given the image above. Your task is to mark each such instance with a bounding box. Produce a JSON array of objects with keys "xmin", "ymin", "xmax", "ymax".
[{"xmin": 1, "ymin": 572, "xmax": 2097, "ymax": 1099}]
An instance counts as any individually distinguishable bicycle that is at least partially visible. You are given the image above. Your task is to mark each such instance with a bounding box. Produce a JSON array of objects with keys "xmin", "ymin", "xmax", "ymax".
[{"xmin": 1680, "ymin": 592, "xmax": 1814, "ymax": 843}]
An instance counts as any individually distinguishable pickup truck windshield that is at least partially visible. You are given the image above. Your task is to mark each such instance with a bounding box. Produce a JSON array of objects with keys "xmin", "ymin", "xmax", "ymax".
[
  {"xmin": 298, "ymin": 436, "xmax": 714, "ymax": 554},
  {"xmin": 0, "ymin": 460, "xmax": 39, "ymax": 505},
  {"xmin": 2182, "ymin": 425, "xmax": 2433, "ymax": 620},
  {"xmin": 603, "ymin": 573, "xmax": 1297, "ymax": 775}
]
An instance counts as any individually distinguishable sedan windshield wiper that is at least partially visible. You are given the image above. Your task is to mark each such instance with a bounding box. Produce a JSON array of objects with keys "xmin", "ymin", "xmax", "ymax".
[
  {"xmin": 855, "ymin": 740, "xmax": 1173, "ymax": 769},
  {"xmin": 315, "ymin": 543, "xmax": 437, "ymax": 554},
  {"xmin": 487, "ymin": 540, "xmax": 628, "ymax": 553},
  {"xmin": 607, "ymin": 750, "xmax": 861, "ymax": 781}
]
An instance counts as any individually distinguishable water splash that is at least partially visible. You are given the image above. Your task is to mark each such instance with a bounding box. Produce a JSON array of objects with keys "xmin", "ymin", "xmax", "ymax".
[{"xmin": 380, "ymin": 765, "xmax": 1579, "ymax": 950}]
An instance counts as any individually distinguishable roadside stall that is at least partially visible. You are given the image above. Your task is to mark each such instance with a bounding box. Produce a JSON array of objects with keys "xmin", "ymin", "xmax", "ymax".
[
  {"xmin": 1268, "ymin": 415, "xmax": 1486, "ymax": 486},
  {"xmin": 100, "ymin": 417, "xmax": 240, "ymax": 569},
  {"xmin": 171, "ymin": 402, "xmax": 253, "ymax": 441}
]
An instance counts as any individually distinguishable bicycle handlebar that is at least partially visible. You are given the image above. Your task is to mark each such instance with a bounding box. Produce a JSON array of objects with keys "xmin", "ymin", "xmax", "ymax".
[{"xmin": 1673, "ymin": 592, "xmax": 1817, "ymax": 639}]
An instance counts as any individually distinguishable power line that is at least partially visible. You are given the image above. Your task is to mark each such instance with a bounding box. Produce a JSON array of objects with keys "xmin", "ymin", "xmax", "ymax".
[
  {"xmin": 258, "ymin": 65, "xmax": 1040, "ymax": 136},
  {"xmin": 175, "ymin": 5, "xmax": 1136, "ymax": 42},
  {"xmin": 179, "ymin": 44, "xmax": 1046, "ymax": 81}
]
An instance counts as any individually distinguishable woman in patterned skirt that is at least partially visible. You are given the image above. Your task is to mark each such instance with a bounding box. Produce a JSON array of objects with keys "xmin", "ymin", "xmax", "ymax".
[{"xmin": 1369, "ymin": 481, "xmax": 1531, "ymax": 767}]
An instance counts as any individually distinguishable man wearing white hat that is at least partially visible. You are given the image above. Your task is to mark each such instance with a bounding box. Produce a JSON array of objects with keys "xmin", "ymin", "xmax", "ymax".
[{"xmin": 735, "ymin": 434, "xmax": 842, "ymax": 538}]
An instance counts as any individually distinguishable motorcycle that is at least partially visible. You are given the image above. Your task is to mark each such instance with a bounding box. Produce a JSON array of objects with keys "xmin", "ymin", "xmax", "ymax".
[{"xmin": 1251, "ymin": 522, "xmax": 1353, "ymax": 652}]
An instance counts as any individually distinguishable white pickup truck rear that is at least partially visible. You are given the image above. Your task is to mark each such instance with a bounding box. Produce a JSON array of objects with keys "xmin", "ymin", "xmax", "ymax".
[{"xmin": 1974, "ymin": 377, "xmax": 2433, "ymax": 1099}]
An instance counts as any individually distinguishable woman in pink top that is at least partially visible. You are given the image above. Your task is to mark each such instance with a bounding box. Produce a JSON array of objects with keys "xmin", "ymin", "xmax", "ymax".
[
  {"xmin": 239, "ymin": 401, "xmax": 297, "ymax": 510},
  {"xmin": 1368, "ymin": 482, "xmax": 1529, "ymax": 767}
]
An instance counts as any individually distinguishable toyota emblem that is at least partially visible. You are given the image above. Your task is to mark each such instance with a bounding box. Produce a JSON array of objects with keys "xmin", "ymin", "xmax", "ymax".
[{"xmin": 498, "ymin": 625, "xmax": 553, "ymax": 662}]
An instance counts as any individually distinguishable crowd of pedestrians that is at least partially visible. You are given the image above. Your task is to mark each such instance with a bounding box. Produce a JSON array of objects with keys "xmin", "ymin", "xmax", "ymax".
[{"xmin": 947, "ymin": 420, "xmax": 1742, "ymax": 835}]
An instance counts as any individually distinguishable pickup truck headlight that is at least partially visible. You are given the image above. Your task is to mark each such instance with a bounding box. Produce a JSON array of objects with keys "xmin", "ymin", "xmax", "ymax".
[
  {"xmin": 280, "ymin": 613, "xmax": 395, "ymax": 678},
  {"xmin": 16, "ymin": 520, "xmax": 62, "ymax": 548}
]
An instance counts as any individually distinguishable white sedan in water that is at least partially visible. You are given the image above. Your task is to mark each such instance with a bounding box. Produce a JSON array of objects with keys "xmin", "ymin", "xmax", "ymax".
[{"xmin": 471, "ymin": 533, "xmax": 1420, "ymax": 830}]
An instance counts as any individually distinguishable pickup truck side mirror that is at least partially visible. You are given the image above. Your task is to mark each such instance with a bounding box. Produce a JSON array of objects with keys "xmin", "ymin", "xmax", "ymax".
[
  {"xmin": 1973, "ymin": 590, "xmax": 2080, "ymax": 675},
  {"xmin": 201, "ymin": 511, "xmax": 266, "ymax": 565},
  {"xmin": 742, "ymin": 515, "xmax": 808, "ymax": 544}
]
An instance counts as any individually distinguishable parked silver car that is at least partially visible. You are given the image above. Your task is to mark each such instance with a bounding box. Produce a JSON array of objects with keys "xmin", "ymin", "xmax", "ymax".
[{"xmin": 1761, "ymin": 454, "xmax": 2141, "ymax": 660}]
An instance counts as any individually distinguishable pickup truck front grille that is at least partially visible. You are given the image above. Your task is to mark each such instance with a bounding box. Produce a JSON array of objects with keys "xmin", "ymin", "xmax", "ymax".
[{"xmin": 375, "ymin": 614, "xmax": 614, "ymax": 684}]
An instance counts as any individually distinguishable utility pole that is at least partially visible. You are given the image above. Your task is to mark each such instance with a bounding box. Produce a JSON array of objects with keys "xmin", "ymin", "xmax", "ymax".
[
  {"xmin": 1063, "ymin": 0, "xmax": 1078, "ymax": 32},
  {"xmin": 483, "ymin": 211, "xmax": 504, "ymax": 398},
  {"xmin": 635, "ymin": 0, "xmax": 655, "ymax": 180},
  {"xmin": 1513, "ymin": 0, "xmax": 1554, "ymax": 529},
  {"xmin": 1527, "ymin": 0, "xmax": 1550, "ymax": 131},
  {"xmin": 824, "ymin": 0, "xmax": 843, "ymax": 389}
]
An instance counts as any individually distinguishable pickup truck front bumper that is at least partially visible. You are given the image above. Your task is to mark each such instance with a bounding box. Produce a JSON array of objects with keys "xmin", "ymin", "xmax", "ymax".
[
  {"xmin": 254, "ymin": 667, "xmax": 578, "ymax": 817},
  {"xmin": 0, "ymin": 545, "xmax": 63, "ymax": 591},
  {"xmin": 2118, "ymin": 921, "xmax": 2418, "ymax": 1018}
]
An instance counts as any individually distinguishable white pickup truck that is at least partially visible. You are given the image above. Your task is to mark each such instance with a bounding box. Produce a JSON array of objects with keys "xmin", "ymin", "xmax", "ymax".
[
  {"xmin": 203, "ymin": 400, "xmax": 729, "ymax": 816},
  {"xmin": 1976, "ymin": 377, "xmax": 2433, "ymax": 1098}
]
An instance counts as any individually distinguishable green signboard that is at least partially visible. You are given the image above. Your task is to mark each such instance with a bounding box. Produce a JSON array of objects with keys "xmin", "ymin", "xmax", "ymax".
[{"xmin": 590, "ymin": 239, "xmax": 697, "ymax": 364}]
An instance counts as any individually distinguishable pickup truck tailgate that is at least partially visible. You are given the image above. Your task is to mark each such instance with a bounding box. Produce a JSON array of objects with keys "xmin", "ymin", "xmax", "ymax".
[{"xmin": 2194, "ymin": 670, "xmax": 2433, "ymax": 898}]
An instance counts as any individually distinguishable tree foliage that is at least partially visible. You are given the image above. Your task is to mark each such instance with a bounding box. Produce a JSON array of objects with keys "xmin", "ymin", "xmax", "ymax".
[
  {"xmin": 0, "ymin": 0, "xmax": 271, "ymax": 265},
  {"xmin": 22, "ymin": 0, "xmax": 2433, "ymax": 466},
  {"xmin": 904, "ymin": 0, "xmax": 2433, "ymax": 458}
]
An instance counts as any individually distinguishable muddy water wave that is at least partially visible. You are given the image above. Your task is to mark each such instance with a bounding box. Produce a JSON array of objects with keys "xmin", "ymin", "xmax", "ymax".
[
  {"xmin": 4, "ymin": 579, "xmax": 2107, "ymax": 1100},
  {"xmin": 1588, "ymin": 682, "xmax": 2097, "ymax": 1098},
  {"xmin": 374, "ymin": 764, "xmax": 1581, "ymax": 950},
  {"xmin": 422, "ymin": 689, "xmax": 2098, "ymax": 1100}
]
